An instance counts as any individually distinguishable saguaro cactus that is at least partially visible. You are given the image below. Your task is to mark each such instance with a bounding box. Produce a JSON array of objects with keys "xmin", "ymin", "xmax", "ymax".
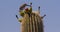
[{"xmin": 16, "ymin": 3, "xmax": 46, "ymax": 32}]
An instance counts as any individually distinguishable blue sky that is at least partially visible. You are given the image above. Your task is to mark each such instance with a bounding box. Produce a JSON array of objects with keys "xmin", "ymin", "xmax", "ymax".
[{"xmin": 0, "ymin": 0, "xmax": 60, "ymax": 32}]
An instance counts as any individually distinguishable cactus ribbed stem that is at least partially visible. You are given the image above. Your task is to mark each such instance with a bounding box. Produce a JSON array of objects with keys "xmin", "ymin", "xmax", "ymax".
[{"xmin": 21, "ymin": 13, "xmax": 44, "ymax": 32}]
